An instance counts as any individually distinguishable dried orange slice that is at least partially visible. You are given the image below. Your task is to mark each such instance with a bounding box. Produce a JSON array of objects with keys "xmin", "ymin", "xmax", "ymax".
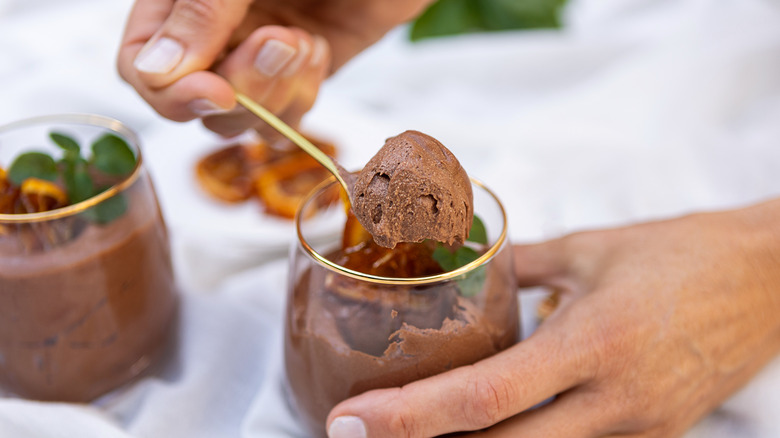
[
  {"xmin": 195, "ymin": 144, "xmax": 265, "ymax": 203},
  {"xmin": 344, "ymin": 240, "xmax": 442, "ymax": 278},
  {"xmin": 195, "ymin": 135, "xmax": 338, "ymax": 204},
  {"xmin": 19, "ymin": 178, "xmax": 68, "ymax": 213},
  {"xmin": 332, "ymin": 211, "xmax": 442, "ymax": 278},
  {"xmin": 341, "ymin": 209, "xmax": 372, "ymax": 249},
  {"xmin": 0, "ymin": 168, "xmax": 20, "ymax": 214},
  {"xmin": 254, "ymin": 154, "xmax": 338, "ymax": 219}
]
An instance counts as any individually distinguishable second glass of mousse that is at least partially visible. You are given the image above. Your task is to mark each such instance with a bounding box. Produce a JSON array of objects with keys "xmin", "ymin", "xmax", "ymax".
[
  {"xmin": 284, "ymin": 131, "xmax": 520, "ymax": 437},
  {"xmin": 0, "ymin": 114, "xmax": 178, "ymax": 402}
]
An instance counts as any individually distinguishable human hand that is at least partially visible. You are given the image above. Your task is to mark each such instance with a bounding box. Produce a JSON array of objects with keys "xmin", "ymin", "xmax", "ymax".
[
  {"xmin": 117, "ymin": 0, "xmax": 433, "ymax": 137},
  {"xmin": 325, "ymin": 199, "xmax": 780, "ymax": 437}
]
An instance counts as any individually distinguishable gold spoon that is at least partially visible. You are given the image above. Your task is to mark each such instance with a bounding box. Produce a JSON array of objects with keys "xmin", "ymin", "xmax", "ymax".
[{"xmin": 235, "ymin": 92, "xmax": 355, "ymax": 202}]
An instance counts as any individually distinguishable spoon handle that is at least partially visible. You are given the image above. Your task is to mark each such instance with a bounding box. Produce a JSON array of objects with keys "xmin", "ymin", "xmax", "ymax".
[{"xmin": 235, "ymin": 92, "xmax": 350, "ymax": 190}]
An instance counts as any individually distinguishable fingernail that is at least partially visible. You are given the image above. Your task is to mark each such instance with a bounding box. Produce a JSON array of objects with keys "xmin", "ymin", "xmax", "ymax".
[
  {"xmin": 134, "ymin": 37, "xmax": 184, "ymax": 74},
  {"xmin": 282, "ymin": 39, "xmax": 311, "ymax": 77},
  {"xmin": 254, "ymin": 39, "xmax": 296, "ymax": 77},
  {"xmin": 328, "ymin": 416, "xmax": 367, "ymax": 438},
  {"xmin": 188, "ymin": 99, "xmax": 230, "ymax": 117},
  {"xmin": 310, "ymin": 35, "xmax": 329, "ymax": 67}
]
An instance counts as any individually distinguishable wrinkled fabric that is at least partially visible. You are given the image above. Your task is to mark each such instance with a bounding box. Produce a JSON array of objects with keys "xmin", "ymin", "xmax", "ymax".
[{"xmin": 2, "ymin": 0, "xmax": 780, "ymax": 436}]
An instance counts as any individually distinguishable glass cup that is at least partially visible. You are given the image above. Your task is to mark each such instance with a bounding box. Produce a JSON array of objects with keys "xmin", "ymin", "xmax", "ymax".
[
  {"xmin": 284, "ymin": 178, "xmax": 519, "ymax": 437},
  {"xmin": 0, "ymin": 114, "xmax": 178, "ymax": 402}
]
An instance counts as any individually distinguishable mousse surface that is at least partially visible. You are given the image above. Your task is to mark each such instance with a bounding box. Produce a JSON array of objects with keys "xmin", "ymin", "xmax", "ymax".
[{"xmin": 285, "ymin": 243, "xmax": 518, "ymax": 437}]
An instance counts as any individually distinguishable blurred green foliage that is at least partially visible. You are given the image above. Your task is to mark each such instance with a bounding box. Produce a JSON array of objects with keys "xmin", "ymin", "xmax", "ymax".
[{"xmin": 410, "ymin": 0, "xmax": 568, "ymax": 41}]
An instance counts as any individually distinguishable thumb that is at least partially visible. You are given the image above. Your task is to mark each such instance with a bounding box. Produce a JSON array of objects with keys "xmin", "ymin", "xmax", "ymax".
[
  {"xmin": 324, "ymin": 329, "xmax": 589, "ymax": 438},
  {"xmin": 119, "ymin": 0, "xmax": 253, "ymax": 88}
]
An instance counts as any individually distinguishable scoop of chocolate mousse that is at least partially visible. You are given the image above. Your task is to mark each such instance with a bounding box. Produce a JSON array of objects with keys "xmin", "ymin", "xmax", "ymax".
[{"xmin": 352, "ymin": 130, "xmax": 473, "ymax": 248}]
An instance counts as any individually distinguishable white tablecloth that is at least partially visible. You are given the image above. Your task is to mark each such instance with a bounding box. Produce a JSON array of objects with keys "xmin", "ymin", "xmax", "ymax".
[{"xmin": 2, "ymin": 0, "xmax": 780, "ymax": 436}]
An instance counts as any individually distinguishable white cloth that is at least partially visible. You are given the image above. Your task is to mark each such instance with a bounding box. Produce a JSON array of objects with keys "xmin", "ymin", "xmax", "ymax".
[{"xmin": 2, "ymin": 0, "xmax": 780, "ymax": 436}]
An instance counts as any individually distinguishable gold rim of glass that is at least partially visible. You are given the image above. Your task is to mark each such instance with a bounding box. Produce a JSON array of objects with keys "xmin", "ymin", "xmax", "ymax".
[
  {"xmin": 296, "ymin": 177, "xmax": 508, "ymax": 285},
  {"xmin": 0, "ymin": 114, "xmax": 143, "ymax": 223}
]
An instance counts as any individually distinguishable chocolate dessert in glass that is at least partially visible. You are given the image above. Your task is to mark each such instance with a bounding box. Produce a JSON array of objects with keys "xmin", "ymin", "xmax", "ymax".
[
  {"xmin": 0, "ymin": 114, "xmax": 178, "ymax": 402},
  {"xmin": 284, "ymin": 132, "xmax": 519, "ymax": 437}
]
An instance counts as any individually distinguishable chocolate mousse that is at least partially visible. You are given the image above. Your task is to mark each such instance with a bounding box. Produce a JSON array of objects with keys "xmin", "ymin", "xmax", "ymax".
[
  {"xmin": 0, "ymin": 174, "xmax": 178, "ymax": 402},
  {"xmin": 352, "ymin": 130, "xmax": 473, "ymax": 248},
  {"xmin": 285, "ymin": 131, "xmax": 518, "ymax": 437},
  {"xmin": 285, "ymin": 241, "xmax": 518, "ymax": 437}
]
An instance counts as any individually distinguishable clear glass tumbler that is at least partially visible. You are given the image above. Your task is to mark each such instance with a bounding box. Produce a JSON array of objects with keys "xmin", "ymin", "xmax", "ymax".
[
  {"xmin": 0, "ymin": 114, "xmax": 179, "ymax": 402},
  {"xmin": 285, "ymin": 178, "xmax": 519, "ymax": 437}
]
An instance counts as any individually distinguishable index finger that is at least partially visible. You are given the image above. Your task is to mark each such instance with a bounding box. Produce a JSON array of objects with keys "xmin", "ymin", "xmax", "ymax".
[
  {"xmin": 513, "ymin": 240, "xmax": 569, "ymax": 288},
  {"xmin": 117, "ymin": 0, "xmax": 252, "ymax": 89}
]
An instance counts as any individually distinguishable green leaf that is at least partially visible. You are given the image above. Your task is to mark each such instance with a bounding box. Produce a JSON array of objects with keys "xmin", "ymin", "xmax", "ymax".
[
  {"xmin": 481, "ymin": 0, "xmax": 565, "ymax": 30},
  {"xmin": 433, "ymin": 245, "xmax": 458, "ymax": 272},
  {"xmin": 410, "ymin": 0, "xmax": 482, "ymax": 41},
  {"xmin": 467, "ymin": 214, "xmax": 488, "ymax": 244},
  {"xmin": 64, "ymin": 169, "xmax": 95, "ymax": 204},
  {"xmin": 6, "ymin": 131, "xmax": 130, "ymax": 225},
  {"xmin": 82, "ymin": 190, "xmax": 128, "ymax": 225},
  {"xmin": 456, "ymin": 265, "xmax": 486, "ymax": 297},
  {"xmin": 50, "ymin": 132, "xmax": 80, "ymax": 153},
  {"xmin": 432, "ymin": 240, "xmax": 486, "ymax": 297},
  {"xmin": 61, "ymin": 147, "xmax": 94, "ymax": 204},
  {"xmin": 454, "ymin": 245, "xmax": 480, "ymax": 267},
  {"xmin": 432, "ymin": 244, "xmax": 480, "ymax": 272},
  {"xmin": 60, "ymin": 150, "xmax": 82, "ymax": 166},
  {"xmin": 8, "ymin": 152, "xmax": 58, "ymax": 185},
  {"xmin": 91, "ymin": 134, "xmax": 136, "ymax": 176},
  {"xmin": 410, "ymin": 0, "xmax": 567, "ymax": 41}
]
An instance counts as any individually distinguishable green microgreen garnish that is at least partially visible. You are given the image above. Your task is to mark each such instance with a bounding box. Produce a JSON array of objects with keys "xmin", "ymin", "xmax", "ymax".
[
  {"xmin": 432, "ymin": 244, "xmax": 480, "ymax": 272},
  {"xmin": 455, "ymin": 266, "xmax": 487, "ymax": 297},
  {"xmin": 432, "ymin": 214, "xmax": 489, "ymax": 296},
  {"xmin": 62, "ymin": 162, "xmax": 94, "ymax": 204},
  {"xmin": 50, "ymin": 132, "xmax": 80, "ymax": 153},
  {"xmin": 81, "ymin": 185, "xmax": 129, "ymax": 224},
  {"xmin": 91, "ymin": 134, "xmax": 137, "ymax": 176},
  {"xmin": 468, "ymin": 214, "xmax": 487, "ymax": 245},
  {"xmin": 8, "ymin": 152, "xmax": 58, "ymax": 185},
  {"xmin": 7, "ymin": 131, "xmax": 136, "ymax": 224},
  {"xmin": 410, "ymin": 0, "xmax": 568, "ymax": 42}
]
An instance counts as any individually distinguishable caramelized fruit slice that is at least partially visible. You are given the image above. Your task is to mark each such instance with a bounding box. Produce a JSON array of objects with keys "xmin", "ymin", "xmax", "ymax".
[
  {"xmin": 0, "ymin": 168, "xmax": 20, "ymax": 214},
  {"xmin": 334, "ymin": 208, "xmax": 444, "ymax": 278},
  {"xmin": 19, "ymin": 178, "xmax": 69, "ymax": 213},
  {"xmin": 195, "ymin": 135, "xmax": 339, "ymax": 215},
  {"xmin": 341, "ymin": 209, "xmax": 373, "ymax": 249},
  {"xmin": 195, "ymin": 143, "xmax": 267, "ymax": 202},
  {"xmin": 255, "ymin": 154, "xmax": 338, "ymax": 219},
  {"xmin": 1, "ymin": 177, "xmax": 73, "ymax": 247},
  {"xmin": 333, "ymin": 238, "xmax": 443, "ymax": 280}
]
